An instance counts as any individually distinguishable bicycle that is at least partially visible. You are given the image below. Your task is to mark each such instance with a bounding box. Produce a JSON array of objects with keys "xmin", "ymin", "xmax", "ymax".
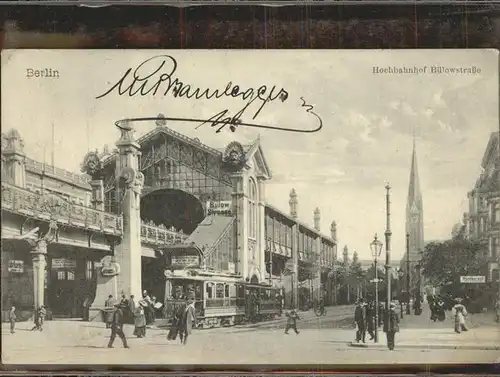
[{"xmin": 314, "ymin": 305, "xmax": 327, "ymax": 317}]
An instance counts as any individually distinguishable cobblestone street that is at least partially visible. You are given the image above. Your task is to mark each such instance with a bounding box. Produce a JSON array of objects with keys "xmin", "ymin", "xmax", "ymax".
[{"xmin": 2, "ymin": 307, "xmax": 499, "ymax": 365}]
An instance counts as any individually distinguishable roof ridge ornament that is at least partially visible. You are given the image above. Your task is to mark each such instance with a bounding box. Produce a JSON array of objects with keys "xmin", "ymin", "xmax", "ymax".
[
  {"xmin": 222, "ymin": 141, "xmax": 246, "ymax": 172},
  {"xmin": 156, "ymin": 113, "xmax": 167, "ymax": 128}
]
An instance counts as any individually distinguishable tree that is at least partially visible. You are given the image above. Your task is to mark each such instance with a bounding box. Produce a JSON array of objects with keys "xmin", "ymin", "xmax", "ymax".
[
  {"xmin": 421, "ymin": 237, "xmax": 488, "ymax": 299},
  {"xmin": 333, "ymin": 260, "xmax": 350, "ymax": 304},
  {"xmin": 349, "ymin": 251, "xmax": 365, "ymax": 298}
]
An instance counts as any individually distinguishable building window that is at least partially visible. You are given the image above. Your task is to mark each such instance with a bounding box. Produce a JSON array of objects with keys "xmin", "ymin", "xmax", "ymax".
[
  {"xmin": 492, "ymin": 269, "xmax": 500, "ymax": 283},
  {"xmin": 57, "ymin": 271, "xmax": 65, "ymax": 280},
  {"xmin": 492, "ymin": 237, "xmax": 499, "ymax": 259},
  {"xmin": 247, "ymin": 178, "xmax": 257, "ymax": 239},
  {"xmin": 493, "ymin": 203, "xmax": 500, "ymax": 224},
  {"xmin": 85, "ymin": 260, "xmax": 94, "ymax": 280}
]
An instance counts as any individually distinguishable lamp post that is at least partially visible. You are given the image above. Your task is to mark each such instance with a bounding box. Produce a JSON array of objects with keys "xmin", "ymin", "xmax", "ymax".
[
  {"xmin": 370, "ymin": 233, "xmax": 383, "ymax": 343},
  {"xmin": 397, "ymin": 268, "xmax": 404, "ymax": 319},
  {"xmin": 414, "ymin": 250, "xmax": 423, "ymax": 315},
  {"xmin": 385, "ymin": 184, "xmax": 392, "ymax": 324},
  {"xmin": 406, "ymin": 233, "xmax": 411, "ymax": 315}
]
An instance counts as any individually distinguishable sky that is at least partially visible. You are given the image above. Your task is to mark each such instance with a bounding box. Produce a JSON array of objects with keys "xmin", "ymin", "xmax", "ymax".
[{"xmin": 2, "ymin": 49, "xmax": 498, "ymax": 262}]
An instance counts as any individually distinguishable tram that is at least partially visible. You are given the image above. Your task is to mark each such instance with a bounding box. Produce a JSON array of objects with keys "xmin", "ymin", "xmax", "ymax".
[{"xmin": 163, "ymin": 271, "xmax": 283, "ymax": 328}]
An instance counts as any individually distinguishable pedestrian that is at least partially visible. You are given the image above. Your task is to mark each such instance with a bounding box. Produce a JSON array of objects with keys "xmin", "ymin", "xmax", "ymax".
[
  {"xmin": 105, "ymin": 295, "xmax": 115, "ymax": 328},
  {"xmin": 142, "ymin": 290, "xmax": 154, "ymax": 325},
  {"xmin": 128, "ymin": 295, "xmax": 136, "ymax": 325},
  {"xmin": 383, "ymin": 302, "xmax": 400, "ymax": 351},
  {"xmin": 179, "ymin": 296, "xmax": 197, "ymax": 345},
  {"xmin": 31, "ymin": 306, "xmax": 40, "ymax": 331},
  {"xmin": 82, "ymin": 296, "xmax": 92, "ymax": 321},
  {"xmin": 452, "ymin": 298, "xmax": 468, "ymax": 333},
  {"xmin": 107, "ymin": 303, "xmax": 129, "ymax": 349},
  {"xmin": 428, "ymin": 295, "xmax": 437, "ymax": 322},
  {"xmin": 175, "ymin": 299, "xmax": 188, "ymax": 344},
  {"xmin": 378, "ymin": 302, "xmax": 384, "ymax": 327},
  {"xmin": 284, "ymin": 308, "xmax": 300, "ymax": 335},
  {"xmin": 133, "ymin": 301, "xmax": 147, "ymax": 338},
  {"xmin": 494, "ymin": 297, "xmax": 500, "ymax": 324},
  {"xmin": 436, "ymin": 298, "xmax": 446, "ymax": 322},
  {"xmin": 167, "ymin": 306, "xmax": 180, "ymax": 341},
  {"xmin": 366, "ymin": 301, "xmax": 375, "ymax": 341},
  {"xmin": 120, "ymin": 294, "xmax": 129, "ymax": 318},
  {"xmin": 31, "ymin": 306, "xmax": 46, "ymax": 331},
  {"xmin": 9, "ymin": 305, "xmax": 16, "ymax": 334},
  {"xmin": 354, "ymin": 298, "xmax": 367, "ymax": 343},
  {"xmin": 151, "ymin": 296, "xmax": 157, "ymax": 322},
  {"xmin": 39, "ymin": 306, "xmax": 46, "ymax": 330}
]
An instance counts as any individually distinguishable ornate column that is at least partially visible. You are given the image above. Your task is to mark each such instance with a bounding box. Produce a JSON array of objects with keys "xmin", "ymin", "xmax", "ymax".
[
  {"xmin": 3, "ymin": 129, "xmax": 26, "ymax": 187},
  {"xmin": 114, "ymin": 121, "xmax": 144, "ymax": 300},
  {"xmin": 30, "ymin": 240, "xmax": 48, "ymax": 309},
  {"xmin": 90, "ymin": 180, "xmax": 105, "ymax": 211},
  {"xmin": 231, "ymin": 173, "xmax": 248, "ymax": 279},
  {"xmin": 289, "ymin": 189, "xmax": 299, "ymax": 308}
]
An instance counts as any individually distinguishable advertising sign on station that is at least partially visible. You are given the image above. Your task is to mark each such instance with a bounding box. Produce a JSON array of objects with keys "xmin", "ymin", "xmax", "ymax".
[
  {"xmin": 460, "ymin": 275, "xmax": 486, "ymax": 284},
  {"xmin": 206, "ymin": 201, "xmax": 232, "ymax": 216},
  {"xmin": 8, "ymin": 260, "xmax": 24, "ymax": 273},
  {"xmin": 171, "ymin": 255, "xmax": 199, "ymax": 268},
  {"xmin": 52, "ymin": 258, "xmax": 77, "ymax": 269}
]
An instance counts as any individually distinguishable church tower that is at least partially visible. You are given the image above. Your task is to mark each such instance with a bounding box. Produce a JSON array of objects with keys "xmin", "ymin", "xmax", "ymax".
[{"xmin": 405, "ymin": 138, "xmax": 425, "ymax": 294}]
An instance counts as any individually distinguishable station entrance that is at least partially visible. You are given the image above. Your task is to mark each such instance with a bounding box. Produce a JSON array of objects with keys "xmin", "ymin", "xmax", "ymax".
[{"xmin": 47, "ymin": 245, "xmax": 107, "ymax": 318}]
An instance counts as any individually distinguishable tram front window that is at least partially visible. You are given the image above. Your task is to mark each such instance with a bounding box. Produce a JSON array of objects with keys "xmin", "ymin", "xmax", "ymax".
[{"xmin": 170, "ymin": 280, "xmax": 202, "ymax": 300}]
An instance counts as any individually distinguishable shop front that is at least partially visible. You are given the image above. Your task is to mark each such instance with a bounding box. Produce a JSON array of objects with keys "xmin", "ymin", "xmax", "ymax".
[{"xmin": 1, "ymin": 240, "xmax": 38, "ymax": 321}]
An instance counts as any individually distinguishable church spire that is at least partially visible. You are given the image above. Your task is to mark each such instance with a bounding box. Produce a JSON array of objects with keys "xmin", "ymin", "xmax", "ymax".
[
  {"xmin": 407, "ymin": 137, "xmax": 422, "ymax": 217},
  {"xmin": 405, "ymin": 134, "xmax": 425, "ymax": 294}
]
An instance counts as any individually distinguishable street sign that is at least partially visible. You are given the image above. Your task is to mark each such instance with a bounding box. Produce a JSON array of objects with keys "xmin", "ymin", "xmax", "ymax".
[
  {"xmin": 460, "ymin": 276, "xmax": 486, "ymax": 283},
  {"xmin": 8, "ymin": 260, "xmax": 24, "ymax": 273},
  {"xmin": 206, "ymin": 201, "xmax": 232, "ymax": 216},
  {"xmin": 370, "ymin": 278, "xmax": 383, "ymax": 283}
]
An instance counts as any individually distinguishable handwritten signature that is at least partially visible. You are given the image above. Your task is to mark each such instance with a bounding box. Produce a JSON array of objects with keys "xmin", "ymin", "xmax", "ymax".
[{"xmin": 97, "ymin": 54, "xmax": 323, "ymax": 134}]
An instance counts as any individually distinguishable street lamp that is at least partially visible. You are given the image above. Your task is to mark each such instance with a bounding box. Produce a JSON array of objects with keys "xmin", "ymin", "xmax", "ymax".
[
  {"xmin": 370, "ymin": 233, "xmax": 383, "ymax": 343},
  {"xmin": 397, "ymin": 267, "xmax": 404, "ymax": 319}
]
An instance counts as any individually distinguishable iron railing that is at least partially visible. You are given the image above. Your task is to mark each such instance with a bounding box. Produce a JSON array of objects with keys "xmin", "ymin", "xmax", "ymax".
[
  {"xmin": 1, "ymin": 182, "xmax": 122, "ymax": 235},
  {"xmin": 140, "ymin": 221, "xmax": 189, "ymax": 245}
]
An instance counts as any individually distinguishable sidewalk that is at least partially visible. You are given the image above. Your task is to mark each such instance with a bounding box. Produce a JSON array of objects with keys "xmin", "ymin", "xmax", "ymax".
[{"xmin": 348, "ymin": 326, "xmax": 500, "ymax": 351}]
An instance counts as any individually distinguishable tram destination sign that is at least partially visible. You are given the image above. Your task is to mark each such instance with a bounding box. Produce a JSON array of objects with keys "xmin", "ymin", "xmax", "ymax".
[
  {"xmin": 460, "ymin": 275, "xmax": 486, "ymax": 284},
  {"xmin": 206, "ymin": 200, "xmax": 232, "ymax": 216}
]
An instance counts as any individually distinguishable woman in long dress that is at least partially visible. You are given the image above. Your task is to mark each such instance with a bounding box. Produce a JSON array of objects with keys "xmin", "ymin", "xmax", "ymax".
[
  {"xmin": 133, "ymin": 303, "xmax": 147, "ymax": 338},
  {"xmin": 451, "ymin": 297, "xmax": 468, "ymax": 333}
]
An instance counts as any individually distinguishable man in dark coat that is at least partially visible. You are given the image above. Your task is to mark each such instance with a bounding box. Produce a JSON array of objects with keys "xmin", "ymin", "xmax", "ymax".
[
  {"xmin": 107, "ymin": 303, "xmax": 129, "ymax": 349},
  {"xmin": 284, "ymin": 309, "xmax": 300, "ymax": 335},
  {"xmin": 366, "ymin": 301, "xmax": 376, "ymax": 341},
  {"xmin": 354, "ymin": 298, "xmax": 367, "ymax": 343},
  {"xmin": 176, "ymin": 300, "xmax": 188, "ymax": 344},
  {"xmin": 120, "ymin": 294, "xmax": 130, "ymax": 322},
  {"xmin": 383, "ymin": 302, "xmax": 400, "ymax": 350}
]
